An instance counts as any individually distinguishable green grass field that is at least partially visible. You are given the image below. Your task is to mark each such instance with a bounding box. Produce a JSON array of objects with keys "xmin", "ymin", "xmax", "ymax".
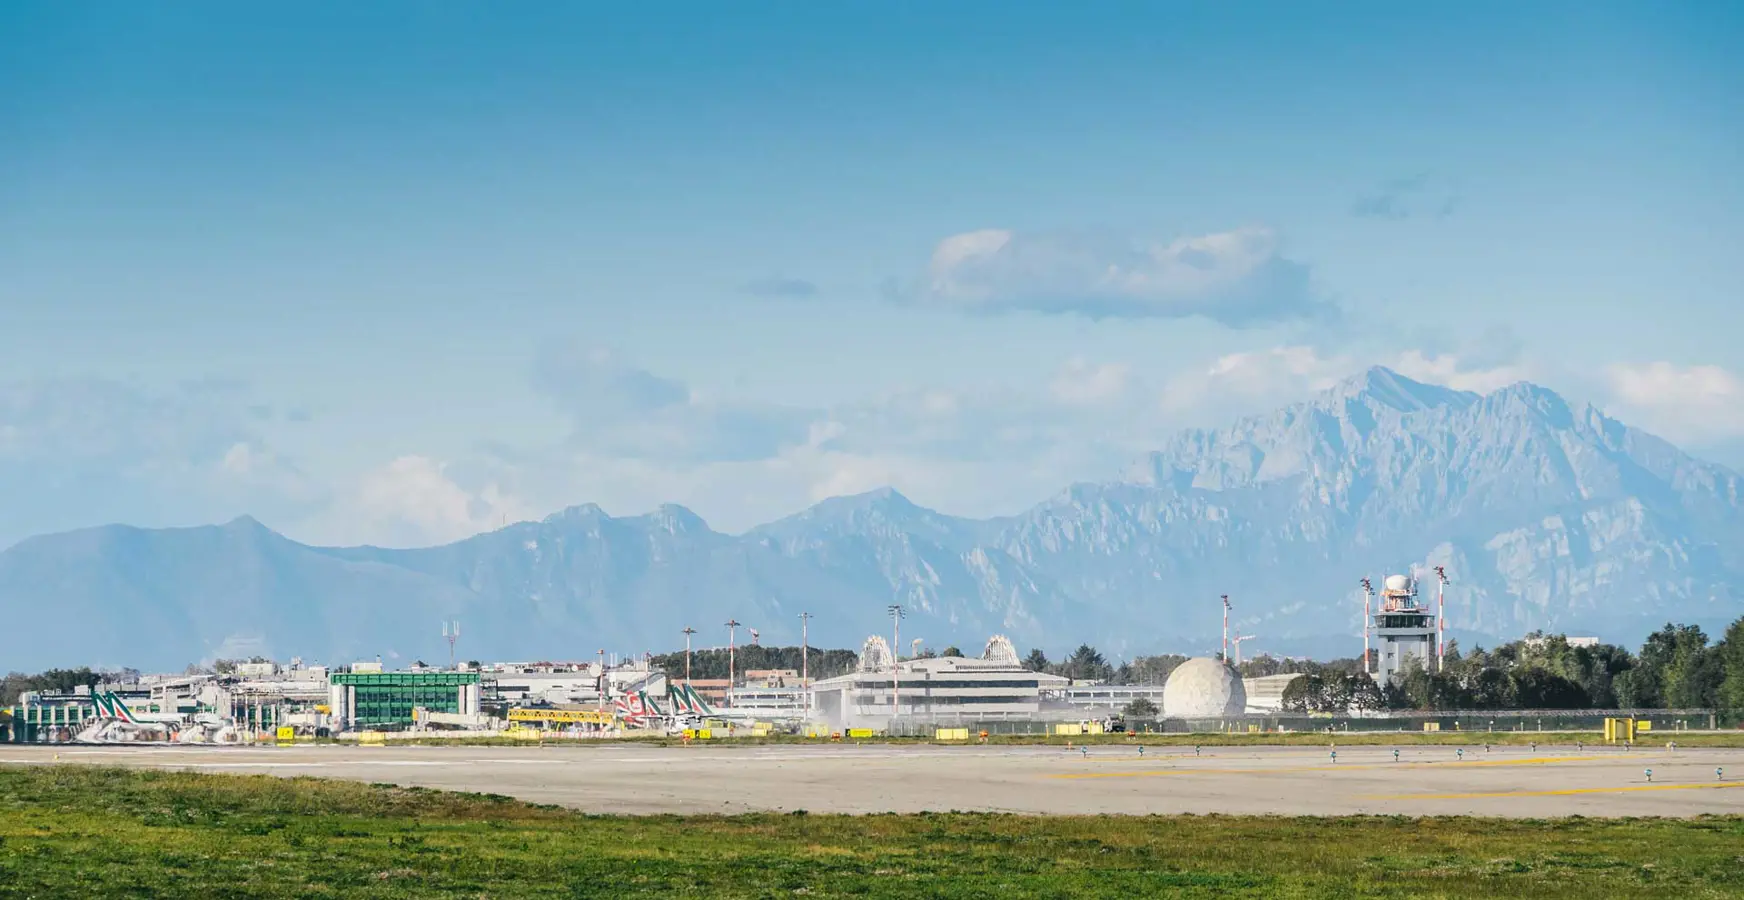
[{"xmin": 1, "ymin": 766, "xmax": 1740, "ymax": 898}]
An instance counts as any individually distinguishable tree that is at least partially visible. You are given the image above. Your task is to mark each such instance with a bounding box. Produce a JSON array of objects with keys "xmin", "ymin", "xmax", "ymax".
[
  {"xmin": 1717, "ymin": 617, "xmax": 1744, "ymax": 711},
  {"xmin": 1022, "ymin": 649, "xmax": 1050, "ymax": 673},
  {"xmin": 648, "ymin": 646, "xmax": 859, "ymax": 681},
  {"xmin": 1346, "ymin": 673, "xmax": 1384, "ymax": 713},
  {"xmin": 1662, "ymin": 627, "xmax": 1723, "ymax": 709},
  {"xmin": 1464, "ymin": 668, "xmax": 1516, "ymax": 709},
  {"xmin": 1280, "ymin": 674, "xmax": 1321, "ymax": 713},
  {"xmin": 1123, "ymin": 697, "xmax": 1159, "ymax": 718},
  {"xmin": 1062, "ymin": 645, "xmax": 1114, "ymax": 682},
  {"xmin": 1121, "ymin": 654, "xmax": 1188, "ymax": 685},
  {"xmin": 940, "ymin": 646, "xmax": 964, "ymax": 658},
  {"xmin": 1511, "ymin": 668, "xmax": 1589, "ymax": 709}
]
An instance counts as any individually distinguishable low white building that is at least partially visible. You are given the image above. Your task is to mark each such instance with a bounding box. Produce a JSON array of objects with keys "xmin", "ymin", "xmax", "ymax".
[
  {"xmin": 1054, "ymin": 684, "xmax": 1167, "ymax": 711},
  {"xmin": 811, "ymin": 656, "xmax": 1068, "ymax": 729},
  {"xmin": 1241, "ymin": 674, "xmax": 1303, "ymax": 713}
]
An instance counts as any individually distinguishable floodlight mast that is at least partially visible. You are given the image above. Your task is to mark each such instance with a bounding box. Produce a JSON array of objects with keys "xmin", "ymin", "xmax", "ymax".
[
  {"xmin": 725, "ymin": 619, "xmax": 740, "ymax": 707},
  {"xmin": 887, "ymin": 605, "xmax": 905, "ymax": 718},
  {"xmin": 798, "ymin": 612, "xmax": 812, "ymax": 716},
  {"xmin": 681, "ymin": 627, "xmax": 697, "ymax": 684},
  {"xmin": 1360, "ymin": 578, "xmax": 1375, "ymax": 676},
  {"xmin": 1435, "ymin": 566, "xmax": 1451, "ymax": 672},
  {"xmin": 1220, "ymin": 595, "xmax": 1231, "ymax": 662}
]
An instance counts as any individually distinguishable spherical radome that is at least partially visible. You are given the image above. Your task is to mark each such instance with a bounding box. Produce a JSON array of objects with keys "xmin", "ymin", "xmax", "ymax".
[
  {"xmin": 1162, "ymin": 658, "xmax": 1246, "ymax": 717},
  {"xmin": 1384, "ymin": 574, "xmax": 1411, "ymax": 592}
]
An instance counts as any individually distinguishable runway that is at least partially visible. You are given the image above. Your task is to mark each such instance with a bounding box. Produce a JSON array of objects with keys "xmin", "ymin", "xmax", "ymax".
[{"xmin": 5, "ymin": 742, "xmax": 1742, "ymax": 817}]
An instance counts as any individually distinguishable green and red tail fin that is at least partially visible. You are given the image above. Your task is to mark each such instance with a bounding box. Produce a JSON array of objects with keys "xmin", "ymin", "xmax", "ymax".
[{"xmin": 100, "ymin": 691, "xmax": 138, "ymax": 724}]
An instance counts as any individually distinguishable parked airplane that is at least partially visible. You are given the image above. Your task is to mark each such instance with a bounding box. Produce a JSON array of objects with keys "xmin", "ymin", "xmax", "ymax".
[
  {"xmin": 74, "ymin": 691, "xmax": 177, "ymax": 744},
  {"xmin": 613, "ymin": 682, "xmax": 774, "ymax": 732}
]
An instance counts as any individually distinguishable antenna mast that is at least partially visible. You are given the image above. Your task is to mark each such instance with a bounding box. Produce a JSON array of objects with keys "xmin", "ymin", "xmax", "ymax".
[{"xmin": 443, "ymin": 620, "xmax": 460, "ymax": 670}]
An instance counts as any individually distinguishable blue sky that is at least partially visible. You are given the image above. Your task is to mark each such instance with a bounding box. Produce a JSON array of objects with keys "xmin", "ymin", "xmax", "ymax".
[{"xmin": 1, "ymin": 2, "xmax": 1740, "ymax": 547}]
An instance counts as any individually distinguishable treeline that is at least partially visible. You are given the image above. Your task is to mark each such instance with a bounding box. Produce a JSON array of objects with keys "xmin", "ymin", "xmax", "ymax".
[
  {"xmin": 1279, "ymin": 619, "xmax": 1744, "ymax": 713},
  {"xmin": 1022, "ymin": 646, "xmax": 1191, "ymax": 684},
  {"xmin": 1, "ymin": 668, "xmax": 115, "ymax": 705},
  {"xmin": 647, "ymin": 646, "xmax": 861, "ymax": 682},
  {"xmin": 1017, "ymin": 617, "xmax": 1744, "ymax": 713}
]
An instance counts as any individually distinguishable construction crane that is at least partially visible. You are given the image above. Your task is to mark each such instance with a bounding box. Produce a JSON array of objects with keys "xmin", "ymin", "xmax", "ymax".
[{"xmin": 1230, "ymin": 632, "xmax": 1257, "ymax": 667}]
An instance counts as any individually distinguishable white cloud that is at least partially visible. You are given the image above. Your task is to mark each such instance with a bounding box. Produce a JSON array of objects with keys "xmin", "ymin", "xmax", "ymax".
[
  {"xmin": 1161, "ymin": 346, "xmax": 1355, "ymax": 419},
  {"xmin": 907, "ymin": 225, "xmax": 1331, "ymax": 324},
  {"xmin": 1605, "ymin": 362, "xmax": 1744, "ymax": 442},
  {"xmin": 1159, "ymin": 345, "xmax": 1533, "ymax": 423},
  {"xmin": 339, "ymin": 455, "xmax": 533, "ymax": 547},
  {"xmin": 533, "ymin": 342, "xmax": 811, "ymax": 463},
  {"xmin": 1391, "ymin": 350, "xmax": 1530, "ymax": 394},
  {"xmin": 17, "ymin": 345, "xmax": 1691, "ymax": 551},
  {"xmin": 0, "ymin": 378, "xmax": 322, "ymax": 548},
  {"xmin": 1050, "ymin": 359, "xmax": 1132, "ymax": 405}
]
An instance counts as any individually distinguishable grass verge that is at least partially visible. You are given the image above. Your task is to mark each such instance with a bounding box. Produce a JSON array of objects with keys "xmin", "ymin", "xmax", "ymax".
[{"xmin": 1, "ymin": 765, "xmax": 1740, "ymax": 898}]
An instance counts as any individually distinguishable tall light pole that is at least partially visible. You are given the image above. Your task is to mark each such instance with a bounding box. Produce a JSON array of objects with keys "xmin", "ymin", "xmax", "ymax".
[
  {"xmin": 1360, "ymin": 578, "xmax": 1375, "ymax": 676},
  {"xmin": 887, "ymin": 605, "xmax": 905, "ymax": 719},
  {"xmin": 1434, "ymin": 566, "xmax": 1450, "ymax": 673},
  {"xmin": 596, "ymin": 648, "xmax": 605, "ymax": 712},
  {"xmin": 725, "ymin": 619, "xmax": 740, "ymax": 707},
  {"xmin": 682, "ymin": 627, "xmax": 696, "ymax": 684},
  {"xmin": 798, "ymin": 612, "xmax": 812, "ymax": 717},
  {"xmin": 1220, "ymin": 595, "xmax": 1231, "ymax": 663}
]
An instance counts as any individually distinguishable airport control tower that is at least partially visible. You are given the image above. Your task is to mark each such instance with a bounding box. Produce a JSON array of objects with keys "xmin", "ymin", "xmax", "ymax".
[{"xmin": 1362, "ymin": 573, "xmax": 1438, "ymax": 685}]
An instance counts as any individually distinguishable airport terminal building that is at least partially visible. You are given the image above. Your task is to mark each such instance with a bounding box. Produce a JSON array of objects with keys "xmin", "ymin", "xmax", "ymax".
[{"xmin": 811, "ymin": 655, "xmax": 1068, "ymax": 728}]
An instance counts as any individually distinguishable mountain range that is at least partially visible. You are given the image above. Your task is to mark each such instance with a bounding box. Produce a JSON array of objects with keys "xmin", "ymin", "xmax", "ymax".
[{"xmin": 3, "ymin": 366, "xmax": 1741, "ymax": 673}]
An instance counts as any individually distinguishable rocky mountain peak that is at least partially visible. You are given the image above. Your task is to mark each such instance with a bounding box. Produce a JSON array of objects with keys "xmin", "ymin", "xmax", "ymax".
[{"xmin": 4, "ymin": 372, "xmax": 1740, "ymax": 671}]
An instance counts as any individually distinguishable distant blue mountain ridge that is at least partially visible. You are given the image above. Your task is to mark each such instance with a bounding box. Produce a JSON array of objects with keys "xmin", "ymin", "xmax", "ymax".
[{"xmin": 3, "ymin": 366, "xmax": 1740, "ymax": 672}]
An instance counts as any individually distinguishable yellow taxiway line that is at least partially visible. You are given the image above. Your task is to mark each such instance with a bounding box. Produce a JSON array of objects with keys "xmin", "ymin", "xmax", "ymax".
[{"xmin": 1360, "ymin": 781, "xmax": 1744, "ymax": 801}]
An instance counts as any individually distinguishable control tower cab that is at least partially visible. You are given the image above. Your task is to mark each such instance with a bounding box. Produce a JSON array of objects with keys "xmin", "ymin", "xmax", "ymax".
[{"xmin": 1363, "ymin": 573, "xmax": 1438, "ymax": 685}]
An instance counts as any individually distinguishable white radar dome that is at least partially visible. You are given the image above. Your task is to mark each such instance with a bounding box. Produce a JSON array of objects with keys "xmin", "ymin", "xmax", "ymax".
[
  {"xmin": 1162, "ymin": 657, "xmax": 1246, "ymax": 718},
  {"xmin": 1384, "ymin": 574, "xmax": 1411, "ymax": 592}
]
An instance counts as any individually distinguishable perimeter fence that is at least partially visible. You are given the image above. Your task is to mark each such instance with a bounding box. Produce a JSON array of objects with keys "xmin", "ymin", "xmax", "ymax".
[{"xmin": 880, "ymin": 708, "xmax": 1742, "ymax": 738}]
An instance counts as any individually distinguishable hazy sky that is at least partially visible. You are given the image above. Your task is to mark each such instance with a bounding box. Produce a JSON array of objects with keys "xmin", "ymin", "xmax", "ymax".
[{"xmin": 2, "ymin": 2, "xmax": 1740, "ymax": 548}]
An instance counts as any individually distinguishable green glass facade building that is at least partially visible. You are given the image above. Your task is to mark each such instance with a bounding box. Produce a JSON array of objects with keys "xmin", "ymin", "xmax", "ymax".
[{"xmin": 328, "ymin": 672, "xmax": 481, "ymax": 729}]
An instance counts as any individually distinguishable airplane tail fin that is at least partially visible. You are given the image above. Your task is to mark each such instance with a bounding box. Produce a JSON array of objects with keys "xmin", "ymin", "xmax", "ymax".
[
  {"xmin": 98, "ymin": 691, "xmax": 138, "ymax": 724},
  {"xmin": 677, "ymin": 683, "xmax": 715, "ymax": 716}
]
